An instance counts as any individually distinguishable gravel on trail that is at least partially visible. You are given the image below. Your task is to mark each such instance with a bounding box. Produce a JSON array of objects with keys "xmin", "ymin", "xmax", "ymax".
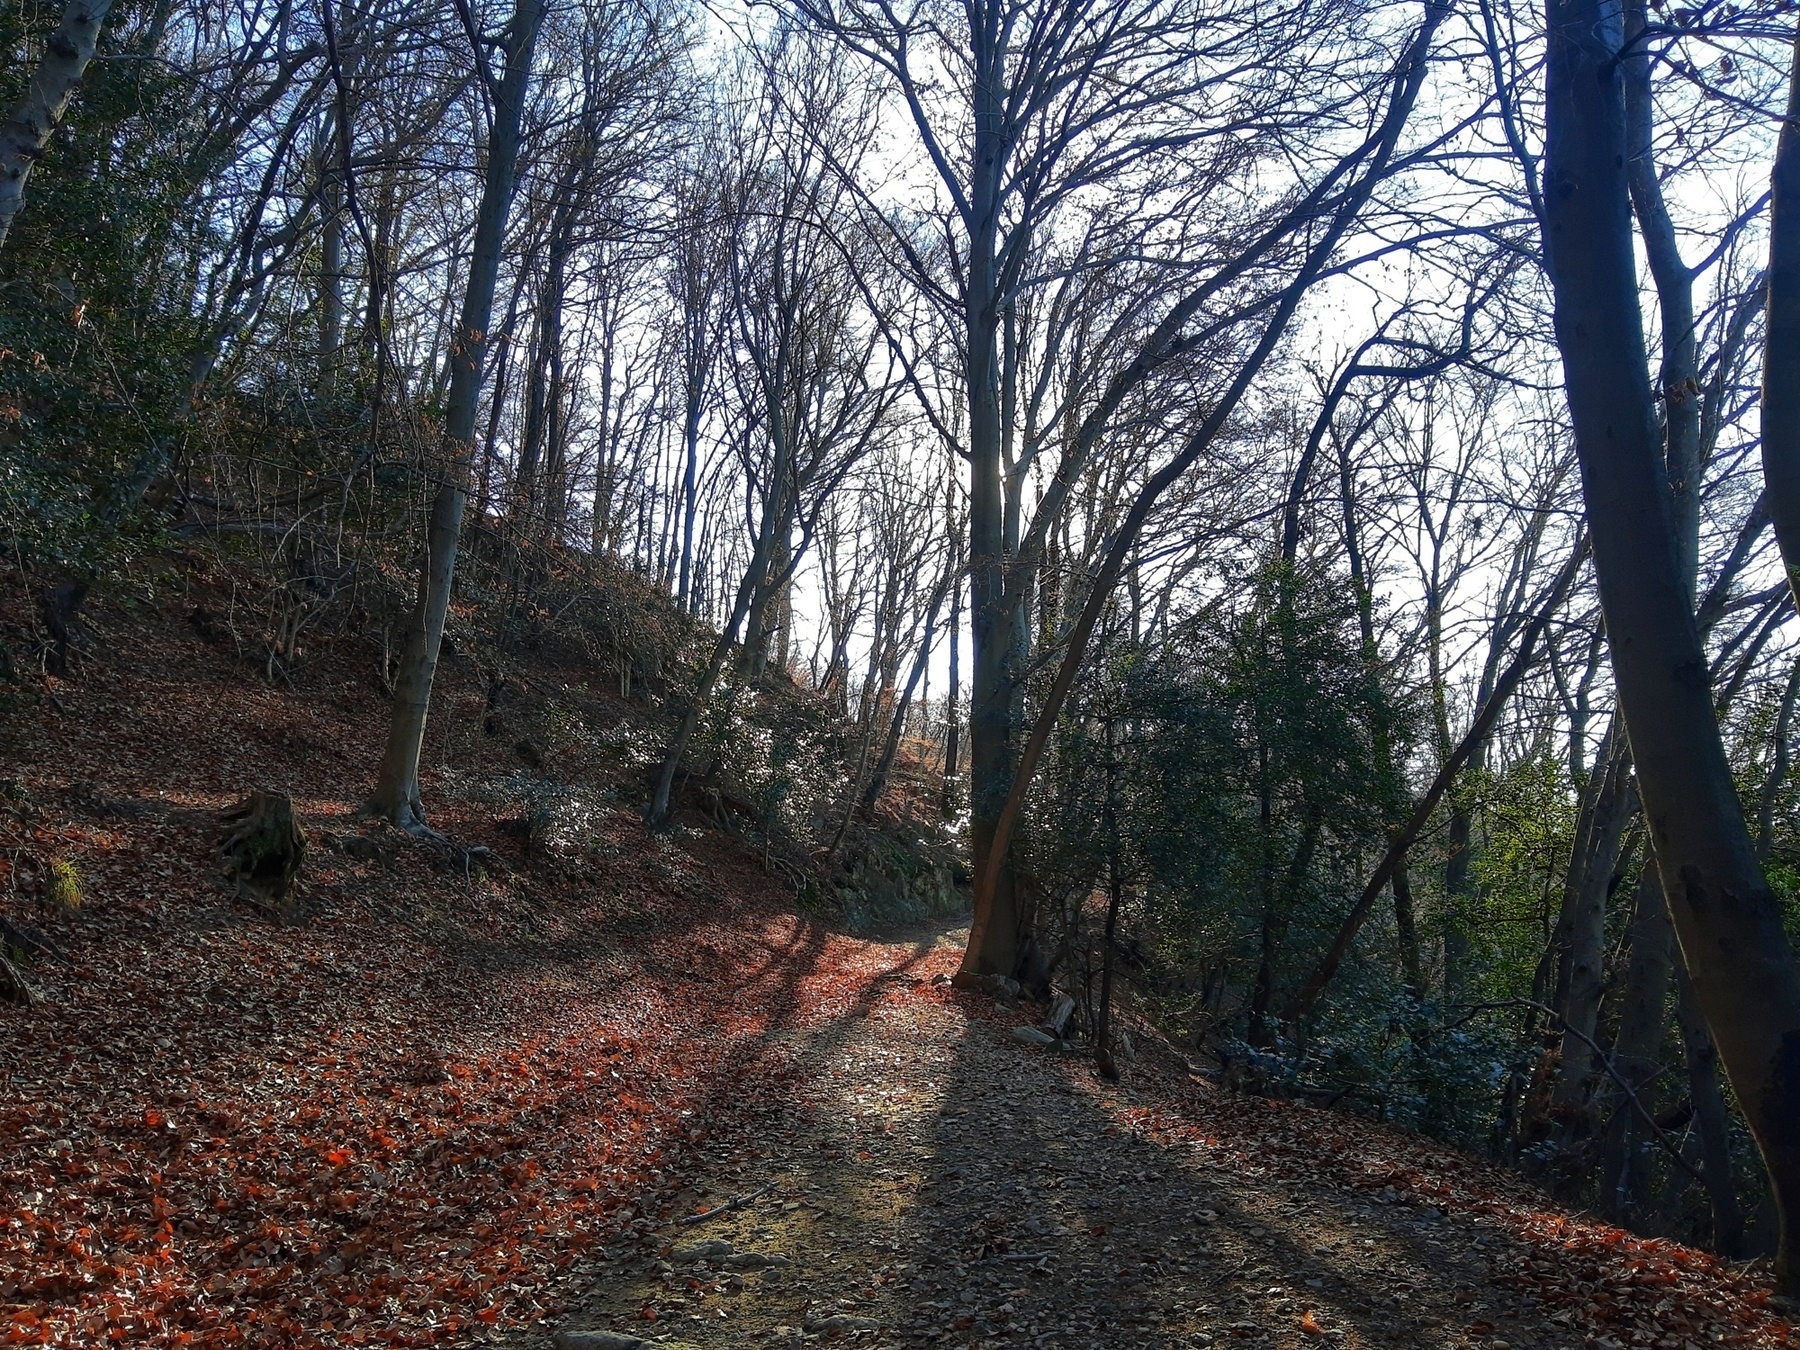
[{"xmin": 544, "ymin": 928, "xmax": 1760, "ymax": 1350}]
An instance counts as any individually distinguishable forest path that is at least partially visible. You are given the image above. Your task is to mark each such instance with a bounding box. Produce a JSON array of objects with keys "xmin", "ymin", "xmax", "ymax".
[
  {"xmin": 548, "ymin": 925, "xmax": 1587, "ymax": 1350},
  {"xmin": 5, "ymin": 586, "xmax": 1789, "ymax": 1349}
]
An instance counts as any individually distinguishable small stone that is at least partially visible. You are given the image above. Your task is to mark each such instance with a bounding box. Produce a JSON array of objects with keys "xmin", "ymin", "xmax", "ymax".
[
  {"xmin": 553, "ymin": 1332, "xmax": 704, "ymax": 1350},
  {"xmin": 1012, "ymin": 1026, "xmax": 1056, "ymax": 1046},
  {"xmin": 672, "ymin": 1239, "xmax": 733, "ymax": 1262},
  {"xmin": 722, "ymin": 1250, "xmax": 791, "ymax": 1269}
]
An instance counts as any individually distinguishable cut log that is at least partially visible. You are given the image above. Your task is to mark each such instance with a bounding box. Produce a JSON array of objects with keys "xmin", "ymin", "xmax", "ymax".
[
  {"xmin": 0, "ymin": 913, "xmax": 66, "ymax": 963},
  {"xmin": 220, "ymin": 789, "xmax": 306, "ymax": 917},
  {"xmin": 0, "ymin": 951, "xmax": 33, "ymax": 1006}
]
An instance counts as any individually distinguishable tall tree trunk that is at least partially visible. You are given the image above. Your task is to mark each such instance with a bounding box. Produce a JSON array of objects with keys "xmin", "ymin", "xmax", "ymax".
[
  {"xmin": 1763, "ymin": 26, "xmax": 1800, "ymax": 609},
  {"xmin": 958, "ymin": 0, "xmax": 1448, "ymax": 984},
  {"xmin": 1551, "ymin": 731, "xmax": 1636, "ymax": 1121},
  {"xmin": 318, "ymin": 158, "xmax": 344, "ymax": 391},
  {"xmin": 1597, "ymin": 865, "xmax": 1675, "ymax": 1218},
  {"xmin": 1541, "ymin": 0, "xmax": 1800, "ymax": 1292},
  {"xmin": 965, "ymin": 316, "xmax": 1021, "ymax": 973},
  {"xmin": 678, "ymin": 392, "xmax": 702, "ymax": 610},
  {"xmin": 541, "ymin": 329, "xmax": 569, "ymax": 543},
  {"xmin": 1339, "ymin": 428, "xmax": 1430, "ymax": 1009},
  {"xmin": 1249, "ymin": 804, "xmax": 1322, "ymax": 1048},
  {"xmin": 1095, "ymin": 715, "xmax": 1123, "ymax": 1082},
  {"xmin": 1393, "ymin": 858, "xmax": 1424, "ymax": 1006},
  {"xmin": 864, "ymin": 568, "xmax": 952, "ymax": 812},
  {"xmin": 1677, "ymin": 966, "xmax": 1747, "ymax": 1255},
  {"xmin": 1759, "ymin": 656, "xmax": 1800, "ymax": 860},
  {"xmin": 942, "ymin": 565, "xmax": 962, "ymax": 820},
  {"xmin": 957, "ymin": 16, "xmax": 1027, "ymax": 977},
  {"xmin": 0, "ymin": 0, "xmax": 115, "ymax": 251},
  {"xmin": 366, "ymin": 0, "xmax": 543, "ymax": 829}
]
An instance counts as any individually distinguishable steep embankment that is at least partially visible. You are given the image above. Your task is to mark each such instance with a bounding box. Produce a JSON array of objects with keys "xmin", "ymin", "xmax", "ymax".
[{"xmin": 0, "ymin": 565, "xmax": 1796, "ymax": 1349}]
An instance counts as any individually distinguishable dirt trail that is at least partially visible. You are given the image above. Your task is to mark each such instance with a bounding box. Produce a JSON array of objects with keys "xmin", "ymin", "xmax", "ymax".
[
  {"xmin": 5, "ymin": 585, "xmax": 1793, "ymax": 1349},
  {"xmin": 547, "ymin": 928, "xmax": 1612, "ymax": 1350}
]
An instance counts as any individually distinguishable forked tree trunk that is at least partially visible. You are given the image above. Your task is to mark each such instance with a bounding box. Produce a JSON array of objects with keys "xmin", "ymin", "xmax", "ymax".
[
  {"xmin": 1541, "ymin": 0, "xmax": 1800, "ymax": 1292},
  {"xmin": 958, "ymin": 0, "xmax": 1448, "ymax": 983},
  {"xmin": 863, "ymin": 567, "xmax": 953, "ymax": 812},
  {"xmin": 0, "ymin": 0, "xmax": 114, "ymax": 252},
  {"xmin": 366, "ymin": 0, "xmax": 543, "ymax": 829},
  {"xmin": 645, "ymin": 481, "xmax": 789, "ymax": 828}
]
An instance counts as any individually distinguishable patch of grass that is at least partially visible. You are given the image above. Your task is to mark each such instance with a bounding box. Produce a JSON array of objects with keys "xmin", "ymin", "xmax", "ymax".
[{"xmin": 45, "ymin": 855, "xmax": 82, "ymax": 911}]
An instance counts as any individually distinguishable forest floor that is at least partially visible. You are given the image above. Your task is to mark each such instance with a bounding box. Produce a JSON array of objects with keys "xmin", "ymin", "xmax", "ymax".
[{"xmin": 2, "ymin": 560, "xmax": 1799, "ymax": 1349}]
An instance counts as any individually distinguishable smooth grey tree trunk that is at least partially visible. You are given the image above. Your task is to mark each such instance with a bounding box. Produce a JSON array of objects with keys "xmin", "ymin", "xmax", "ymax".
[
  {"xmin": 1551, "ymin": 732, "xmax": 1636, "ymax": 1117},
  {"xmin": 1764, "ymin": 27, "xmax": 1800, "ymax": 609},
  {"xmin": 1541, "ymin": 0, "xmax": 1800, "ymax": 1292},
  {"xmin": 319, "ymin": 158, "xmax": 344, "ymax": 390},
  {"xmin": 366, "ymin": 0, "xmax": 543, "ymax": 829},
  {"xmin": 1676, "ymin": 968, "xmax": 1747, "ymax": 1255},
  {"xmin": 1597, "ymin": 866, "xmax": 1675, "ymax": 1218},
  {"xmin": 0, "ymin": 0, "xmax": 114, "ymax": 251}
]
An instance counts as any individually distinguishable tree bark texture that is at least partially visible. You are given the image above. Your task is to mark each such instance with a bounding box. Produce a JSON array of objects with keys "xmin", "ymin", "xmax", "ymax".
[
  {"xmin": 1542, "ymin": 0, "xmax": 1800, "ymax": 1291},
  {"xmin": 1598, "ymin": 865, "xmax": 1675, "ymax": 1218},
  {"xmin": 0, "ymin": 0, "xmax": 115, "ymax": 251},
  {"xmin": 1552, "ymin": 734, "xmax": 1636, "ymax": 1118},
  {"xmin": 1676, "ymin": 966, "xmax": 1748, "ymax": 1256},
  {"xmin": 1764, "ymin": 27, "xmax": 1800, "ymax": 610}
]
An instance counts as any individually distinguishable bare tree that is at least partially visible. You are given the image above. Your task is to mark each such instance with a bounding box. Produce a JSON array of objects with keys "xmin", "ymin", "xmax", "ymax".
[
  {"xmin": 367, "ymin": 0, "xmax": 546, "ymax": 829},
  {"xmin": 645, "ymin": 31, "xmax": 899, "ymax": 826},
  {"xmin": 1539, "ymin": 0, "xmax": 1800, "ymax": 1293}
]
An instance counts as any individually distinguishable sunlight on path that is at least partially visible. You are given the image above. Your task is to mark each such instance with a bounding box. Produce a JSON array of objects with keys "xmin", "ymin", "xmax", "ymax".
[{"xmin": 548, "ymin": 951, "xmax": 1572, "ymax": 1350}]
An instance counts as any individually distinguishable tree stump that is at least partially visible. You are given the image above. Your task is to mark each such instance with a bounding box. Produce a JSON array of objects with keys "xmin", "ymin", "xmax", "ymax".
[{"xmin": 221, "ymin": 789, "xmax": 306, "ymax": 918}]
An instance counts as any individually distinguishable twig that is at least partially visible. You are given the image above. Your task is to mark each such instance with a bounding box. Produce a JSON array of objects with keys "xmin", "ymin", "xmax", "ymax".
[{"xmin": 677, "ymin": 1182, "xmax": 775, "ymax": 1226}]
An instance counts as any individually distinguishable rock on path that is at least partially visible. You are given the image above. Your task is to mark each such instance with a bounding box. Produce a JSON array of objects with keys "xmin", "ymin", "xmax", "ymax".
[{"xmin": 542, "ymin": 933, "xmax": 1580, "ymax": 1350}]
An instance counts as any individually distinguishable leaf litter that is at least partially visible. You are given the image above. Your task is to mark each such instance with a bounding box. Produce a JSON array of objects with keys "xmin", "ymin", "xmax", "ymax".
[{"xmin": 1, "ymin": 580, "xmax": 1795, "ymax": 1348}]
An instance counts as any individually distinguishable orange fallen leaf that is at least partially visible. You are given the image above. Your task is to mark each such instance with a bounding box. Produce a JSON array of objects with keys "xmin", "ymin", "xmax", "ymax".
[{"xmin": 1300, "ymin": 1310, "xmax": 1324, "ymax": 1336}]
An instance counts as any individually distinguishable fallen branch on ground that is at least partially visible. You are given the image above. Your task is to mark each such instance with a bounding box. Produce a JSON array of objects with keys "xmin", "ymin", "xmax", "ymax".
[{"xmin": 678, "ymin": 1182, "xmax": 775, "ymax": 1226}]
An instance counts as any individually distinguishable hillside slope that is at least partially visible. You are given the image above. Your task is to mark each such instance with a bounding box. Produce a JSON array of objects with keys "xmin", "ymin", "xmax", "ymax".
[{"xmin": 0, "ymin": 562, "xmax": 1795, "ymax": 1349}]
